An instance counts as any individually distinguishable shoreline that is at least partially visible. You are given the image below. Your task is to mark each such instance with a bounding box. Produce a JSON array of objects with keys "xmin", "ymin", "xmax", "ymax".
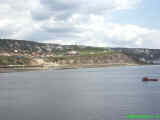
[{"xmin": 0, "ymin": 63, "xmax": 143, "ymax": 73}]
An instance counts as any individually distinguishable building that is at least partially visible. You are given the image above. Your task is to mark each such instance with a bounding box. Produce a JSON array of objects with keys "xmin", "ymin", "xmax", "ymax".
[{"xmin": 14, "ymin": 50, "xmax": 18, "ymax": 53}]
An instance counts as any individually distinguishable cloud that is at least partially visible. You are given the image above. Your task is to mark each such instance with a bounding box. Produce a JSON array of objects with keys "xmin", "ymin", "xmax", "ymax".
[
  {"xmin": 41, "ymin": 19, "xmax": 82, "ymax": 34},
  {"xmin": 31, "ymin": 0, "xmax": 141, "ymax": 21},
  {"xmin": 0, "ymin": 0, "xmax": 160, "ymax": 49},
  {"xmin": 77, "ymin": 16, "xmax": 160, "ymax": 48}
]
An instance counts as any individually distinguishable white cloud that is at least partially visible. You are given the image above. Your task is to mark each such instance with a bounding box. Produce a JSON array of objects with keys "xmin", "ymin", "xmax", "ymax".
[
  {"xmin": 51, "ymin": 14, "xmax": 160, "ymax": 48},
  {"xmin": 0, "ymin": 0, "xmax": 160, "ymax": 49}
]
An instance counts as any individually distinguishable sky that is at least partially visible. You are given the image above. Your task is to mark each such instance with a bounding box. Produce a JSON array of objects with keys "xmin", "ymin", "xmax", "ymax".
[{"xmin": 0, "ymin": 0, "xmax": 160, "ymax": 48}]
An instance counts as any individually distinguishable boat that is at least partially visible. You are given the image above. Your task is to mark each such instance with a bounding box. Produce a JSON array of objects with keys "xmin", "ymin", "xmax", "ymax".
[{"xmin": 142, "ymin": 77, "xmax": 159, "ymax": 82}]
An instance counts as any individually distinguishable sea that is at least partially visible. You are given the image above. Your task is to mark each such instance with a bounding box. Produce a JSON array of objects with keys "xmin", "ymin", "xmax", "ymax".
[{"xmin": 0, "ymin": 65, "xmax": 160, "ymax": 120}]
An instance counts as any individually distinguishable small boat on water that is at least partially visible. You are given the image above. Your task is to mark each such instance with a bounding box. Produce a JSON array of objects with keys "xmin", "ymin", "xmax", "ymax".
[{"xmin": 142, "ymin": 77, "xmax": 159, "ymax": 82}]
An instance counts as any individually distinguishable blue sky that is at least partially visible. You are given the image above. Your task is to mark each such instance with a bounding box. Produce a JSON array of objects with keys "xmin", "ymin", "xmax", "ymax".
[
  {"xmin": 0, "ymin": 0, "xmax": 160, "ymax": 48},
  {"xmin": 111, "ymin": 0, "xmax": 160, "ymax": 29}
]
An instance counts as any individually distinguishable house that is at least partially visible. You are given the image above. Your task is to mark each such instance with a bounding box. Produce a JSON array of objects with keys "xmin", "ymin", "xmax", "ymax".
[{"xmin": 14, "ymin": 50, "xmax": 18, "ymax": 53}]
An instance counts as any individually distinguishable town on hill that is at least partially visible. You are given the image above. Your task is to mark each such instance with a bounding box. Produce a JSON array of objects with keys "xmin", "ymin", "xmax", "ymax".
[{"xmin": 0, "ymin": 39, "xmax": 160, "ymax": 68}]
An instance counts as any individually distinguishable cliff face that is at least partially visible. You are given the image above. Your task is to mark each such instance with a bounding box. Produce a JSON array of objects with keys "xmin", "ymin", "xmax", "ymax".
[
  {"xmin": 44, "ymin": 53, "xmax": 137, "ymax": 66},
  {"xmin": 0, "ymin": 39, "xmax": 160, "ymax": 66}
]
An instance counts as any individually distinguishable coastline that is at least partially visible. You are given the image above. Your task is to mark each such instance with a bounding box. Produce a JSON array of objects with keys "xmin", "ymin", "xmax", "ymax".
[{"xmin": 0, "ymin": 63, "xmax": 141, "ymax": 73}]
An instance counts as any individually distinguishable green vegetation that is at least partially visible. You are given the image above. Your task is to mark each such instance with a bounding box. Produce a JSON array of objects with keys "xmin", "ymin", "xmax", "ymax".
[{"xmin": 0, "ymin": 56, "xmax": 31, "ymax": 65}]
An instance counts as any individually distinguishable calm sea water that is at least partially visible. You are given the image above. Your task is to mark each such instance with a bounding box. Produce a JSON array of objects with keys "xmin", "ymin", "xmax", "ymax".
[{"xmin": 0, "ymin": 65, "xmax": 160, "ymax": 120}]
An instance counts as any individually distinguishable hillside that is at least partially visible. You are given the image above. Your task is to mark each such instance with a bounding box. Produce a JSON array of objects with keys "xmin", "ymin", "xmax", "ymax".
[
  {"xmin": 0, "ymin": 39, "xmax": 59, "ymax": 53},
  {"xmin": 0, "ymin": 39, "xmax": 160, "ymax": 67},
  {"xmin": 112, "ymin": 48, "xmax": 160, "ymax": 64}
]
